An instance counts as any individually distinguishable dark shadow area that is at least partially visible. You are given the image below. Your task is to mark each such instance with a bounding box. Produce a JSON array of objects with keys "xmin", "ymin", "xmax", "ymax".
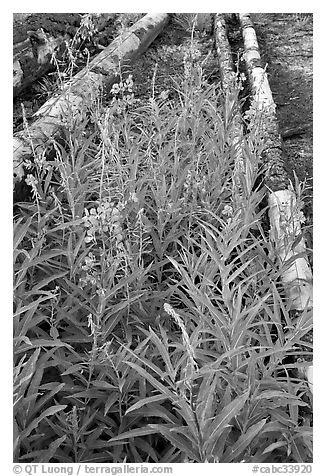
[{"xmin": 253, "ymin": 13, "xmax": 313, "ymax": 197}]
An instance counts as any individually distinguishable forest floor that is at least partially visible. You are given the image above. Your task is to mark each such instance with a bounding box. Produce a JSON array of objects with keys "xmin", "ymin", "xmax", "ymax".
[
  {"xmin": 253, "ymin": 14, "xmax": 313, "ymax": 184},
  {"xmin": 13, "ymin": 14, "xmax": 313, "ymax": 464},
  {"xmin": 253, "ymin": 13, "xmax": 313, "ymax": 247}
]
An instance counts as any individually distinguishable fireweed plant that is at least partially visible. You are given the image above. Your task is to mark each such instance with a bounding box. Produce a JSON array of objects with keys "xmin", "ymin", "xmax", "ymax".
[{"xmin": 13, "ymin": 31, "xmax": 312, "ymax": 464}]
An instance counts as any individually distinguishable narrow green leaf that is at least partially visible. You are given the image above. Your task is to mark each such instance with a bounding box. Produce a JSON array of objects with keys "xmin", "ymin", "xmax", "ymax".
[
  {"xmin": 17, "ymin": 339, "xmax": 73, "ymax": 352},
  {"xmin": 132, "ymin": 403, "xmax": 179, "ymax": 424},
  {"xmin": 14, "ymin": 296, "xmax": 50, "ymax": 318},
  {"xmin": 25, "ymin": 364, "xmax": 45, "ymax": 417},
  {"xmin": 91, "ymin": 380, "xmax": 117, "ymax": 390},
  {"xmin": 124, "ymin": 361, "xmax": 175, "ymax": 398},
  {"xmin": 196, "ymin": 373, "xmax": 220, "ymax": 427},
  {"xmin": 20, "ymin": 405, "xmax": 67, "ymax": 440},
  {"xmin": 105, "ymin": 393, "xmax": 119, "ymax": 416},
  {"xmin": 170, "ymin": 425, "xmax": 199, "ymax": 447},
  {"xmin": 32, "ymin": 383, "xmax": 66, "ymax": 418},
  {"xmin": 109, "ymin": 426, "xmax": 158, "ymax": 442},
  {"xmin": 13, "ymin": 216, "xmax": 32, "ymax": 252},
  {"xmin": 61, "ymin": 364, "xmax": 85, "ymax": 376},
  {"xmin": 47, "ymin": 218, "xmax": 85, "ymax": 233},
  {"xmin": 20, "ymin": 250, "xmax": 67, "ymax": 271},
  {"xmin": 222, "ymin": 419, "xmax": 267, "ymax": 463},
  {"xmin": 254, "ymin": 390, "xmax": 301, "ymax": 401},
  {"xmin": 13, "ymin": 418, "xmax": 20, "ymax": 458},
  {"xmin": 126, "ymin": 395, "xmax": 169, "ymax": 414},
  {"xmin": 146, "ymin": 326, "xmax": 175, "ymax": 378},
  {"xmin": 122, "ymin": 340, "xmax": 169, "ymax": 379},
  {"xmin": 15, "ymin": 348, "xmax": 40, "ymax": 382},
  {"xmin": 67, "ymin": 390, "xmax": 109, "ymax": 398},
  {"xmin": 134, "ymin": 438, "xmax": 159, "ymax": 463},
  {"xmin": 149, "ymin": 424, "xmax": 200, "ymax": 462},
  {"xmin": 226, "ymin": 258, "xmax": 255, "ymax": 285},
  {"xmin": 36, "ymin": 435, "xmax": 66, "ymax": 463},
  {"xmin": 262, "ymin": 441, "xmax": 288, "ymax": 455},
  {"xmin": 204, "ymin": 390, "xmax": 250, "ymax": 452},
  {"xmin": 31, "ymin": 271, "xmax": 68, "ymax": 292},
  {"xmin": 103, "ymin": 309, "xmax": 126, "ymax": 339},
  {"xmin": 86, "ymin": 426, "xmax": 105, "ymax": 446},
  {"xmin": 13, "ymin": 336, "xmax": 32, "ymax": 347}
]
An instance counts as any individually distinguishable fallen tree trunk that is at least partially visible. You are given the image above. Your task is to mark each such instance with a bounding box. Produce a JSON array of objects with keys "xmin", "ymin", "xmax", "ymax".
[
  {"xmin": 239, "ymin": 13, "xmax": 312, "ymax": 311},
  {"xmin": 239, "ymin": 13, "xmax": 313, "ymax": 390},
  {"xmin": 13, "ymin": 13, "xmax": 170, "ymax": 183},
  {"xmin": 239, "ymin": 14, "xmax": 288, "ymax": 192},
  {"xmin": 214, "ymin": 14, "xmax": 244, "ymax": 203},
  {"xmin": 13, "ymin": 13, "xmax": 117, "ymax": 97}
]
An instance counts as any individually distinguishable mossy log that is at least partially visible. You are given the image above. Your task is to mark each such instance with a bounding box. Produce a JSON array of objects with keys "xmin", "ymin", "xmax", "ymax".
[
  {"xmin": 214, "ymin": 14, "xmax": 244, "ymax": 201},
  {"xmin": 13, "ymin": 13, "xmax": 117, "ymax": 97},
  {"xmin": 13, "ymin": 13, "xmax": 170, "ymax": 183},
  {"xmin": 239, "ymin": 14, "xmax": 313, "ymax": 311}
]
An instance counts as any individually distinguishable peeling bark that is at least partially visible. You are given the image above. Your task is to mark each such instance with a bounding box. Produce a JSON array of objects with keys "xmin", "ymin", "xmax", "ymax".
[
  {"xmin": 269, "ymin": 189, "xmax": 313, "ymax": 310},
  {"xmin": 239, "ymin": 13, "xmax": 313, "ymax": 391},
  {"xmin": 239, "ymin": 13, "xmax": 288, "ymax": 192},
  {"xmin": 239, "ymin": 13, "xmax": 313, "ymax": 312}
]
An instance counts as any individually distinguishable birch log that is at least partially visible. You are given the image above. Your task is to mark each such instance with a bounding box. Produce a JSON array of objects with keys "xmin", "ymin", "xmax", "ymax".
[
  {"xmin": 13, "ymin": 13, "xmax": 170, "ymax": 183},
  {"xmin": 239, "ymin": 14, "xmax": 288, "ymax": 191},
  {"xmin": 239, "ymin": 13, "xmax": 312, "ymax": 310},
  {"xmin": 239, "ymin": 13, "xmax": 312, "ymax": 389}
]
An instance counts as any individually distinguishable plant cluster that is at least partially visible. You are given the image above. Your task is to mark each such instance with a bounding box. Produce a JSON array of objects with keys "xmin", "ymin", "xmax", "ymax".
[{"xmin": 14, "ymin": 30, "xmax": 312, "ymax": 464}]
